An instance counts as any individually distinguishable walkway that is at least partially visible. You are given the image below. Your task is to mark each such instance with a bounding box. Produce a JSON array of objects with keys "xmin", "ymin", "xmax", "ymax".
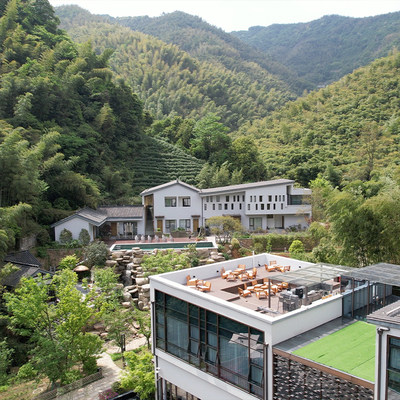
[{"xmin": 56, "ymin": 337, "xmax": 147, "ymax": 400}]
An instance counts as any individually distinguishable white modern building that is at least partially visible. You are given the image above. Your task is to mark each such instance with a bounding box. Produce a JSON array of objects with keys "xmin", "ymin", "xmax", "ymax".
[
  {"xmin": 52, "ymin": 179, "xmax": 311, "ymax": 241},
  {"xmin": 141, "ymin": 179, "xmax": 311, "ymax": 235},
  {"xmin": 150, "ymin": 258, "xmax": 400, "ymax": 399}
]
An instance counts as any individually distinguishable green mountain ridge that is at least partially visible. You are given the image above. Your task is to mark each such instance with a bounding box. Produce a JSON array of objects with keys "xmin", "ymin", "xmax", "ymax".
[
  {"xmin": 55, "ymin": 6, "xmax": 297, "ymax": 129},
  {"xmin": 240, "ymin": 51, "xmax": 400, "ymax": 186},
  {"xmin": 111, "ymin": 10, "xmax": 310, "ymax": 94},
  {"xmin": 232, "ymin": 12, "xmax": 400, "ymax": 87}
]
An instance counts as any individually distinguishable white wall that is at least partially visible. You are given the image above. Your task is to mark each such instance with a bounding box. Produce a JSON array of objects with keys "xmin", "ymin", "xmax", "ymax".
[
  {"xmin": 270, "ymin": 296, "xmax": 343, "ymax": 345},
  {"xmin": 152, "ymin": 183, "xmax": 202, "ymax": 232},
  {"xmin": 202, "ymin": 191, "xmax": 247, "ymax": 224},
  {"xmin": 54, "ymin": 217, "xmax": 94, "ymax": 242},
  {"xmin": 374, "ymin": 325, "xmax": 400, "ymax": 400},
  {"xmin": 156, "ymin": 352, "xmax": 259, "ymax": 400},
  {"xmin": 245, "ymin": 184, "xmax": 289, "ymax": 216}
]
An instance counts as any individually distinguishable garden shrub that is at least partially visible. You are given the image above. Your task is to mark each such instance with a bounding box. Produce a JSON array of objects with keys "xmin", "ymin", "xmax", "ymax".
[
  {"xmin": 59, "ymin": 228, "xmax": 73, "ymax": 245},
  {"xmin": 289, "ymin": 240, "xmax": 305, "ymax": 255},
  {"xmin": 79, "ymin": 229, "xmax": 91, "ymax": 246}
]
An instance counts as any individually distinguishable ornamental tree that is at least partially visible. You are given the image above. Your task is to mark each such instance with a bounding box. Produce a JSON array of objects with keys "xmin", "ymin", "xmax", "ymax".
[{"xmin": 4, "ymin": 269, "xmax": 103, "ymax": 386}]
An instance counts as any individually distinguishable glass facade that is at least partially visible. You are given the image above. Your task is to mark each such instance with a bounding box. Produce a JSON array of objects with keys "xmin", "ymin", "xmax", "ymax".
[
  {"xmin": 389, "ymin": 337, "xmax": 400, "ymax": 394},
  {"xmin": 155, "ymin": 291, "xmax": 264, "ymax": 398}
]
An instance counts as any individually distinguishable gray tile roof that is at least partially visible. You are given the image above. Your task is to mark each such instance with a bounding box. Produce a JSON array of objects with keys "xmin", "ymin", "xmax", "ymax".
[
  {"xmin": 199, "ymin": 179, "xmax": 295, "ymax": 195},
  {"xmin": 140, "ymin": 179, "xmax": 200, "ymax": 195},
  {"xmin": 98, "ymin": 206, "xmax": 144, "ymax": 218},
  {"xmin": 4, "ymin": 251, "xmax": 41, "ymax": 267},
  {"xmin": 2, "ymin": 251, "xmax": 53, "ymax": 288}
]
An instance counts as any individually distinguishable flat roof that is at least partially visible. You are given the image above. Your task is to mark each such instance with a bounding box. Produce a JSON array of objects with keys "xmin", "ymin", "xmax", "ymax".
[
  {"xmin": 177, "ymin": 257, "xmax": 348, "ymax": 317},
  {"xmin": 344, "ymin": 262, "xmax": 400, "ymax": 286}
]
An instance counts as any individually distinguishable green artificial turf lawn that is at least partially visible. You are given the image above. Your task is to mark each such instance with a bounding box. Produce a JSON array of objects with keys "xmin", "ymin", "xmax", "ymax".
[{"xmin": 293, "ymin": 321, "xmax": 376, "ymax": 382}]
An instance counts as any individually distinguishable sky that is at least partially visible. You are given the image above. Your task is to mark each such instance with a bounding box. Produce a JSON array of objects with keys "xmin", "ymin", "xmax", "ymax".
[{"xmin": 49, "ymin": 0, "xmax": 400, "ymax": 32}]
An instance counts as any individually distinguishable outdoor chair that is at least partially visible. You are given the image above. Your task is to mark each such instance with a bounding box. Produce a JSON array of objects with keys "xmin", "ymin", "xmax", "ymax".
[
  {"xmin": 198, "ymin": 281, "xmax": 211, "ymax": 292},
  {"xmin": 248, "ymin": 267, "xmax": 257, "ymax": 279},
  {"xmin": 256, "ymin": 290, "xmax": 268, "ymax": 299},
  {"xmin": 238, "ymin": 287, "xmax": 251, "ymax": 297},
  {"xmin": 226, "ymin": 273, "xmax": 236, "ymax": 281},
  {"xmin": 221, "ymin": 267, "xmax": 231, "ymax": 279},
  {"xmin": 186, "ymin": 275, "xmax": 197, "ymax": 287},
  {"xmin": 239, "ymin": 273, "xmax": 249, "ymax": 281}
]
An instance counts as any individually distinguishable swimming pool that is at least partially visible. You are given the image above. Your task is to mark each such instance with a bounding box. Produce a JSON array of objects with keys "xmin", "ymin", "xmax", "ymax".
[{"xmin": 110, "ymin": 241, "xmax": 215, "ymax": 251}]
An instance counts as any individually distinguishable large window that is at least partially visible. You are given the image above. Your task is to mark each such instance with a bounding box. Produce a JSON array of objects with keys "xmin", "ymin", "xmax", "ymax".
[
  {"xmin": 165, "ymin": 197, "xmax": 177, "ymax": 207},
  {"xmin": 249, "ymin": 217, "xmax": 262, "ymax": 231},
  {"xmin": 179, "ymin": 219, "xmax": 191, "ymax": 230},
  {"xmin": 155, "ymin": 291, "xmax": 264, "ymax": 398},
  {"xmin": 388, "ymin": 337, "xmax": 400, "ymax": 394},
  {"xmin": 165, "ymin": 220, "xmax": 176, "ymax": 232},
  {"xmin": 182, "ymin": 197, "xmax": 191, "ymax": 207}
]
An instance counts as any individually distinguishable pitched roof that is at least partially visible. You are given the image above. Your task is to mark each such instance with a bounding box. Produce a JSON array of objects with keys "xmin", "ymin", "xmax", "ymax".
[
  {"xmin": 140, "ymin": 179, "xmax": 200, "ymax": 195},
  {"xmin": 199, "ymin": 179, "xmax": 295, "ymax": 195},
  {"xmin": 98, "ymin": 205, "xmax": 143, "ymax": 218},
  {"xmin": 51, "ymin": 207, "xmax": 107, "ymax": 228},
  {"xmin": 3, "ymin": 266, "xmax": 53, "ymax": 287},
  {"xmin": 4, "ymin": 251, "xmax": 41, "ymax": 268}
]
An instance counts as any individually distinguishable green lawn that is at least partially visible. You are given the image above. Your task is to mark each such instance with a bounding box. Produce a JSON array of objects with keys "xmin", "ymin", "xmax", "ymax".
[{"xmin": 293, "ymin": 321, "xmax": 376, "ymax": 382}]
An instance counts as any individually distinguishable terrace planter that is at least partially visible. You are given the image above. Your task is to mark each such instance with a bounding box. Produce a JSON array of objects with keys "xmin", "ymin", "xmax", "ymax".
[{"xmin": 171, "ymin": 231, "xmax": 189, "ymax": 238}]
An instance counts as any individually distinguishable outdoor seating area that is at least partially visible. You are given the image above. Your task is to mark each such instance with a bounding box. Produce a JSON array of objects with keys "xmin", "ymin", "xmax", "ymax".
[{"xmin": 186, "ymin": 261, "xmax": 350, "ymax": 316}]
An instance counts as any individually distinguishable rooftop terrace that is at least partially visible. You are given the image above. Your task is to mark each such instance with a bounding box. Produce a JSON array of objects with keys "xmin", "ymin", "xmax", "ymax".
[{"xmin": 181, "ymin": 254, "xmax": 350, "ymax": 317}]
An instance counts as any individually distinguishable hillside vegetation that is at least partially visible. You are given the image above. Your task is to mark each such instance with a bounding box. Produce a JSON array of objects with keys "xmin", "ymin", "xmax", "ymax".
[
  {"xmin": 56, "ymin": 6, "xmax": 296, "ymax": 129},
  {"xmin": 239, "ymin": 51, "xmax": 400, "ymax": 186},
  {"xmin": 0, "ymin": 0, "xmax": 204, "ymax": 254},
  {"xmin": 233, "ymin": 13, "xmax": 400, "ymax": 87},
  {"xmin": 112, "ymin": 10, "xmax": 310, "ymax": 94}
]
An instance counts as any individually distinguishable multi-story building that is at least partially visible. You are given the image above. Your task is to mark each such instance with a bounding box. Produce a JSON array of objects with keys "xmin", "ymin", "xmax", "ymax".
[
  {"xmin": 52, "ymin": 179, "xmax": 311, "ymax": 241},
  {"xmin": 142, "ymin": 178, "xmax": 311, "ymax": 235},
  {"xmin": 150, "ymin": 257, "xmax": 400, "ymax": 400}
]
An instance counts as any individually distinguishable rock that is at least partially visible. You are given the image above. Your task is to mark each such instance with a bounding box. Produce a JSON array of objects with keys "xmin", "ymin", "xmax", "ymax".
[
  {"xmin": 136, "ymin": 277, "xmax": 149, "ymax": 286},
  {"xmin": 112, "ymin": 251, "xmax": 124, "ymax": 259},
  {"xmin": 116, "ymin": 283, "xmax": 124, "ymax": 290},
  {"xmin": 124, "ymin": 285, "xmax": 136, "ymax": 291},
  {"xmin": 122, "ymin": 302, "xmax": 132, "ymax": 308},
  {"xmin": 126, "ymin": 263, "xmax": 134, "ymax": 270},
  {"xmin": 142, "ymin": 305, "xmax": 150, "ymax": 311},
  {"xmin": 105, "ymin": 260, "xmax": 118, "ymax": 267},
  {"xmin": 123, "ymin": 292, "xmax": 132, "ymax": 302},
  {"xmin": 141, "ymin": 284, "xmax": 150, "ymax": 292},
  {"xmin": 93, "ymin": 322, "xmax": 105, "ymax": 332},
  {"xmin": 100, "ymin": 332, "xmax": 108, "ymax": 339},
  {"xmin": 206, "ymin": 259, "xmax": 215, "ymax": 264},
  {"xmin": 138, "ymin": 300, "xmax": 144, "ymax": 310},
  {"xmin": 133, "ymin": 258, "xmax": 143, "ymax": 264}
]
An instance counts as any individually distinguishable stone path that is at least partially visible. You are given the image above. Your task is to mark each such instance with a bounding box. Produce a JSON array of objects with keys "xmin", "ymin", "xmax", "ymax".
[{"xmin": 56, "ymin": 337, "xmax": 147, "ymax": 400}]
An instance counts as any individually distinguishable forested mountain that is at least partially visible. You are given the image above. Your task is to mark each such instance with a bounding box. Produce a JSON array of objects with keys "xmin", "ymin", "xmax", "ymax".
[
  {"xmin": 0, "ymin": 0, "xmax": 202, "ymax": 254},
  {"xmin": 237, "ymin": 51, "xmax": 400, "ymax": 187},
  {"xmin": 56, "ymin": 6, "xmax": 296, "ymax": 129},
  {"xmin": 233, "ymin": 12, "xmax": 400, "ymax": 87},
  {"xmin": 111, "ymin": 10, "xmax": 310, "ymax": 95}
]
